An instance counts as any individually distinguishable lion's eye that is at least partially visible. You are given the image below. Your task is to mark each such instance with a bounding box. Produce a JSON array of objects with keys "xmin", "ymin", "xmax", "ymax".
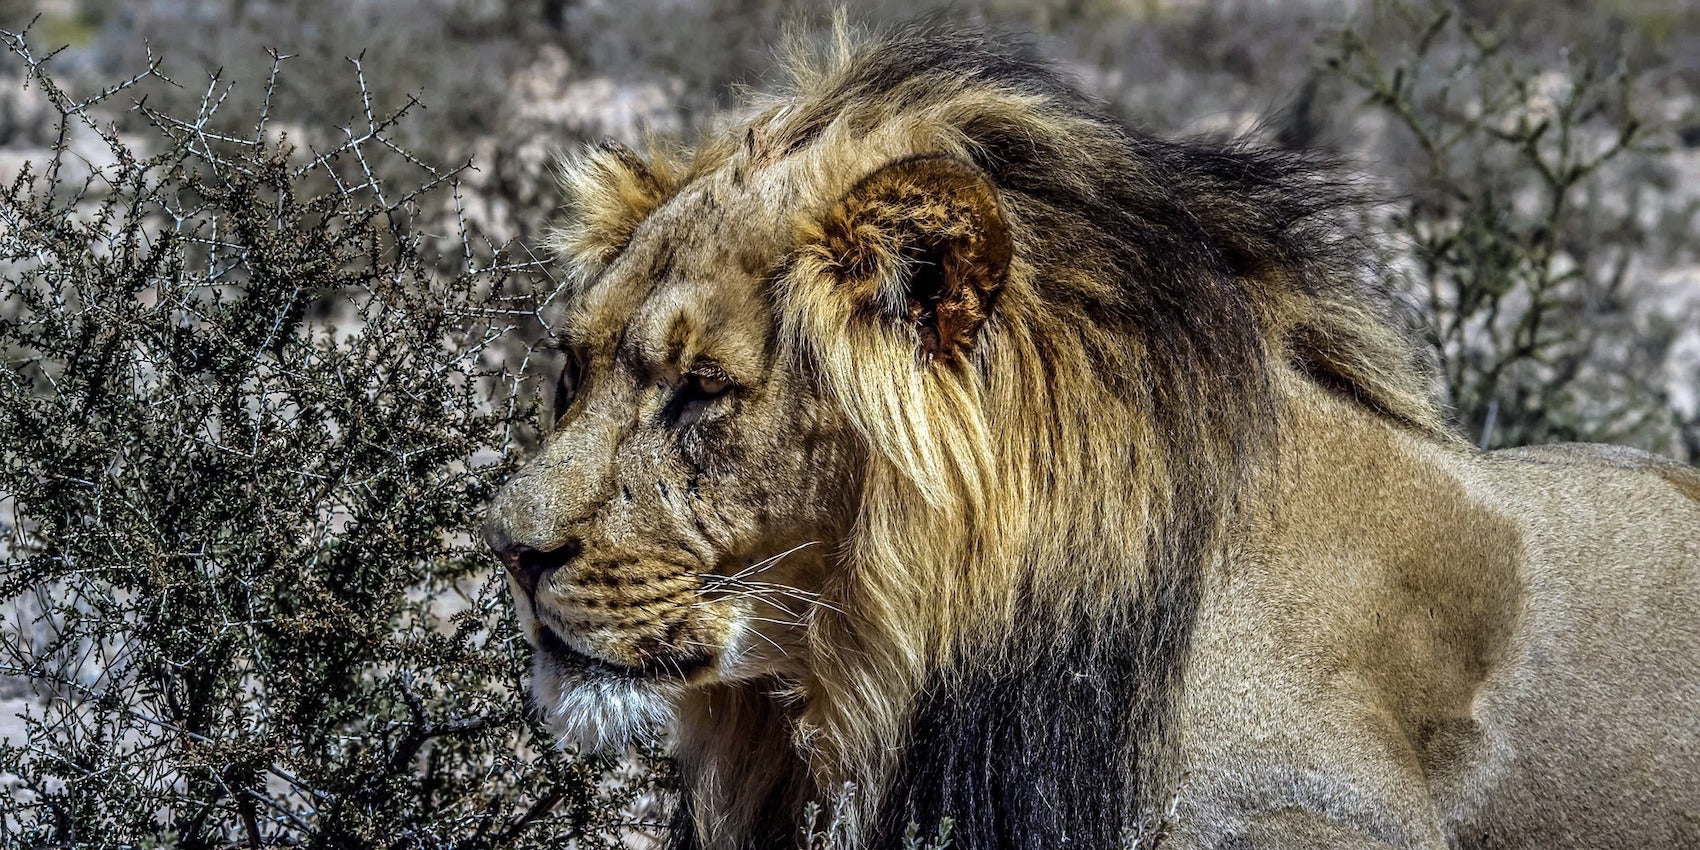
[
  {"xmin": 552, "ymin": 348, "xmax": 588, "ymax": 424},
  {"xmin": 665, "ymin": 371, "xmax": 733, "ymax": 430}
]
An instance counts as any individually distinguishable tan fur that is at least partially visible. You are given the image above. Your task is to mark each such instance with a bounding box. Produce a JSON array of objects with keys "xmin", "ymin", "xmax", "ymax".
[
  {"xmin": 487, "ymin": 26, "xmax": 1700, "ymax": 850},
  {"xmin": 1173, "ymin": 377, "xmax": 1700, "ymax": 848}
]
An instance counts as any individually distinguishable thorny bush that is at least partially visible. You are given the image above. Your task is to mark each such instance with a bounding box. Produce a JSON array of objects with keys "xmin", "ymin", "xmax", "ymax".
[
  {"xmin": 1325, "ymin": 2, "xmax": 1698, "ymax": 455},
  {"xmin": 0, "ymin": 29, "xmax": 668, "ymax": 850}
]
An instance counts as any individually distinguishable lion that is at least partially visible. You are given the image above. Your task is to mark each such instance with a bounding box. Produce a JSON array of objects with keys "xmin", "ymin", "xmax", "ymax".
[{"xmin": 483, "ymin": 26, "xmax": 1700, "ymax": 850}]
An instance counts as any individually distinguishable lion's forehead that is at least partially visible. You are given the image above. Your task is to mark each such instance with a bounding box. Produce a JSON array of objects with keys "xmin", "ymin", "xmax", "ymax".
[
  {"xmin": 569, "ymin": 182, "xmax": 784, "ymax": 380},
  {"xmin": 566, "ymin": 145, "xmax": 847, "ymax": 341}
]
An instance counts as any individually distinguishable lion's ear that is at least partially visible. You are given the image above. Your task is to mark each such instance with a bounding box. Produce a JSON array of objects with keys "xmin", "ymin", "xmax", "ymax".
[
  {"xmin": 550, "ymin": 138, "xmax": 676, "ymax": 279},
  {"xmin": 809, "ymin": 155, "xmax": 1012, "ymax": 362}
]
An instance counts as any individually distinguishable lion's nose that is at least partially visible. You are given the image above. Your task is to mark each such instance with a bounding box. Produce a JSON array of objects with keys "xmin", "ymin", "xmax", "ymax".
[{"xmin": 495, "ymin": 540, "xmax": 581, "ymax": 597}]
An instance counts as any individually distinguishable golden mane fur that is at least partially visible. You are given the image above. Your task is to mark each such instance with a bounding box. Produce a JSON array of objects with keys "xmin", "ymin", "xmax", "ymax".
[{"xmin": 487, "ymin": 24, "xmax": 1700, "ymax": 850}]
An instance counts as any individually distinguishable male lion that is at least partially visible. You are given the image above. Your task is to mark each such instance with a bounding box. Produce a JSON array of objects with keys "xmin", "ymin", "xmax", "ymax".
[{"xmin": 484, "ymin": 27, "xmax": 1700, "ymax": 850}]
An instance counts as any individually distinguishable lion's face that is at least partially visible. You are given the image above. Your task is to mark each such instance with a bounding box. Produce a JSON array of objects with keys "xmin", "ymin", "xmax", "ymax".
[
  {"xmin": 486, "ymin": 131, "xmax": 1014, "ymax": 751},
  {"xmin": 484, "ymin": 176, "xmax": 862, "ymax": 750}
]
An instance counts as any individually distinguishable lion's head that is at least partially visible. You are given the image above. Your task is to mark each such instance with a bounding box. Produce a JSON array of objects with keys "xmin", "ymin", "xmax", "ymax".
[
  {"xmin": 481, "ymin": 133, "xmax": 870, "ymax": 750},
  {"xmin": 485, "ymin": 25, "xmax": 1450, "ymax": 848}
]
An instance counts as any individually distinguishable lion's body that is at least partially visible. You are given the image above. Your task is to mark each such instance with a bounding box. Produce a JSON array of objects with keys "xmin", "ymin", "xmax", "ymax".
[
  {"xmin": 484, "ymin": 26, "xmax": 1700, "ymax": 850},
  {"xmin": 1173, "ymin": 374, "xmax": 1700, "ymax": 848}
]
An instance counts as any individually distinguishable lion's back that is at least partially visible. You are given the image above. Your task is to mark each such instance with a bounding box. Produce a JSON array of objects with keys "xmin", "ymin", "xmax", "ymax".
[{"xmin": 1455, "ymin": 442, "xmax": 1700, "ymax": 848}]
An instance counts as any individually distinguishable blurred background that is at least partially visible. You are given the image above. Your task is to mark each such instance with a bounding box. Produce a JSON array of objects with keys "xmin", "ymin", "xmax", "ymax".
[
  {"xmin": 7, "ymin": 0, "xmax": 1697, "ymax": 452},
  {"xmin": 1, "ymin": 1, "xmax": 1696, "ymax": 848}
]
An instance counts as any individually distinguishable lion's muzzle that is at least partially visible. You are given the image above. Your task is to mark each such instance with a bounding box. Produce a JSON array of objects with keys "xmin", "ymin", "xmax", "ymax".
[{"xmin": 486, "ymin": 488, "xmax": 731, "ymax": 679}]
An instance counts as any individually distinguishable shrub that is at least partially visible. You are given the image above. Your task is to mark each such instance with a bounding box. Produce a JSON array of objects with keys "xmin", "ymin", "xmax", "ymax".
[
  {"xmin": 0, "ymin": 29, "xmax": 665, "ymax": 849},
  {"xmin": 1322, "ymin": 1, "xmax": 1698, "ymax": 454}
]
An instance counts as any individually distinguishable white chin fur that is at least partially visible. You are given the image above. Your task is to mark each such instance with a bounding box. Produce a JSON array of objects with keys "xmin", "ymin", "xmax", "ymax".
[{"xmin": 533, "ymin": 654, "xmax": 684, "ymax": 753}]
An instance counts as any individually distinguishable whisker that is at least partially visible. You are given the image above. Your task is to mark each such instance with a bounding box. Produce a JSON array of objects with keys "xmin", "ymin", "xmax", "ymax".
[
  {"xmin": 718, "ymin": 541, "xmax": 819, "ymax": 583},
  {"xmin": 742, "ymin": 614, "xmax": 810, "ymax": 631},
  {"xmin": 730, "ymin": 582, "xmax": 847, "ymax": 615},
  {"xmin": 741, "ymin": 625, "xmax": 788, "ymax": 656},
  {"xmin": 691, "ymin": 582, "xmax": 847, "ymax": 621}
]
